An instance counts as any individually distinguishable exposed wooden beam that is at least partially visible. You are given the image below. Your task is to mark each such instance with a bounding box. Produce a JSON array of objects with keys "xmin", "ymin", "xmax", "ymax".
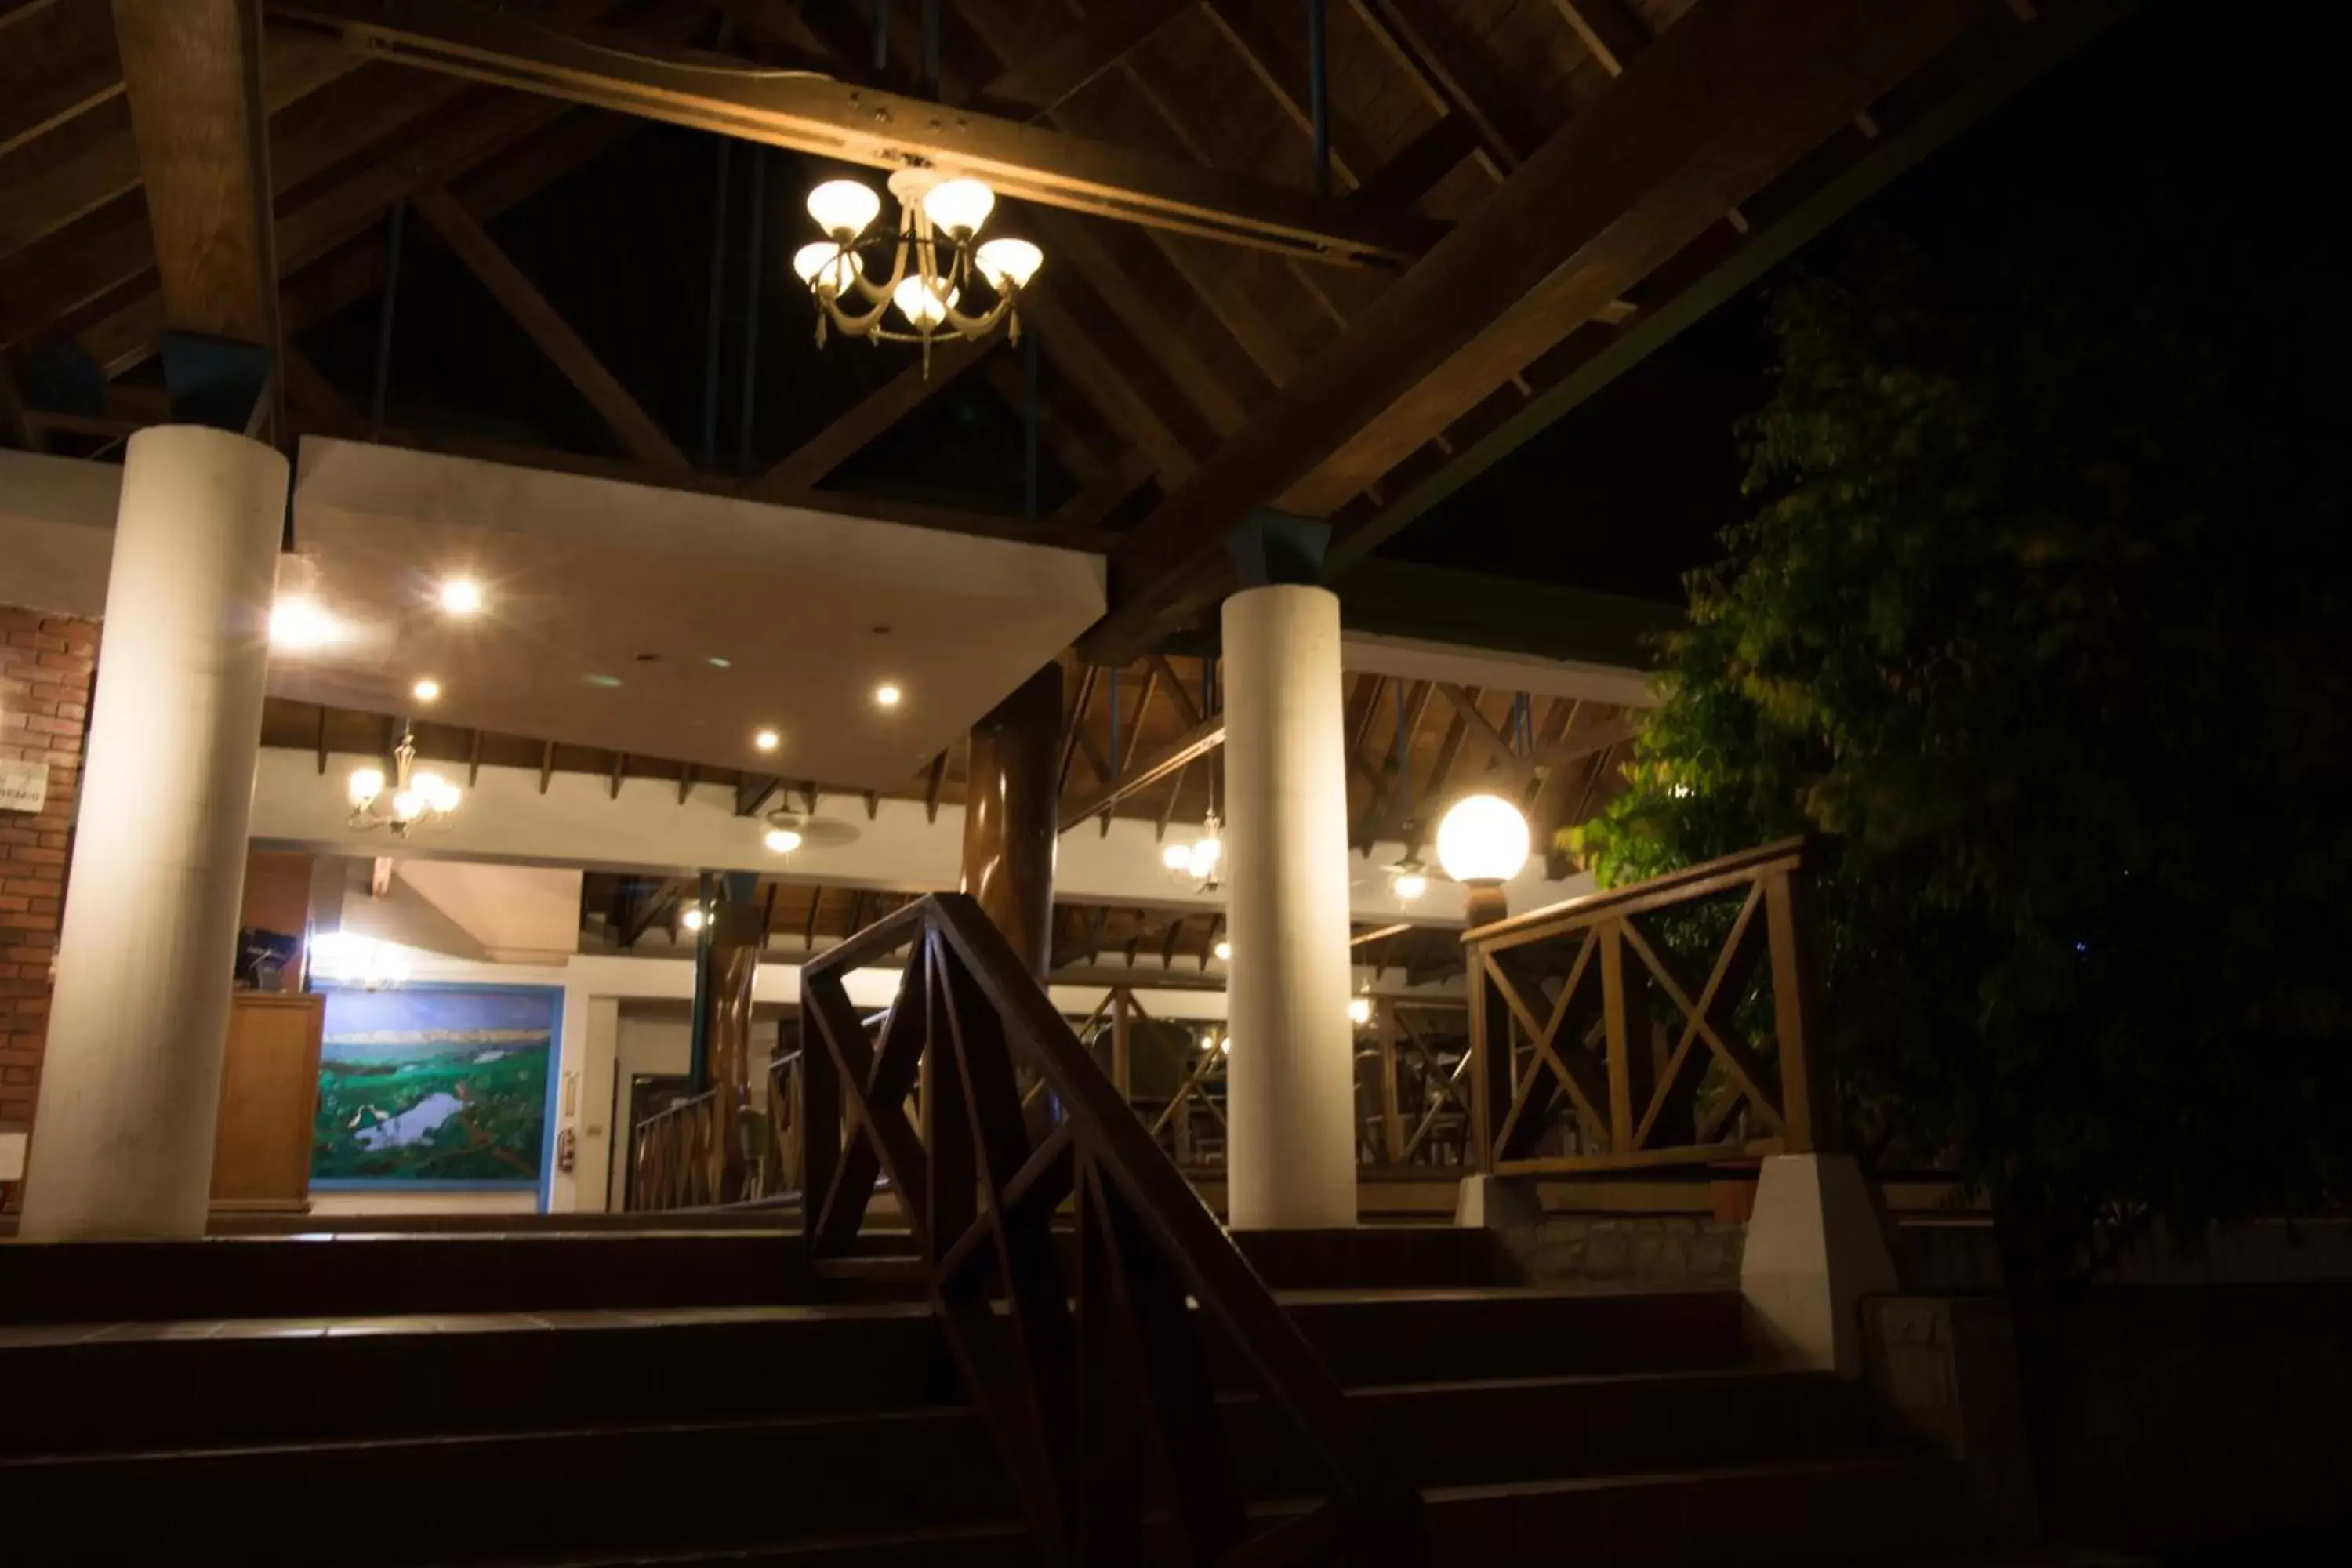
[
  {"xmin": 107, "ymin": 0, "xmax": 281, "ymax": 397},
  {"xmin": 1199, "ymin": 1, "xmax": 1380, "ymax": 187},
  {"xmin": 1322, "ymin": 0, "xmax": 2128, "ymax": 575},
  {"xmin": 1080, "ymin": 0, "xmax": 1989, "ymax": 662},
  {"xmin": 754, "ymin": 337, "xmax": 994, "ymax": 495},
  {"xmin": 270, "ymin": 0, "xmax": 1440, "ymax": 266},
  {"xmin": 1051, "ymin": 448, "xmax": 1154, "ymax": 530},
  {"xmin": 408, "ymin": 183, "xmax": 689, "ymax": 473},
  {"xmin": 736, "ymin": 775, "xmax": 782, "ymax": 818},
  {"xmin": 1349, "ymin": 0, "xmax": 1541, "ymax": 172},
  {"xmin": 978, "ymin": 0, "xmax": 1190, "ymax": 121},
  {"xmin": 0, "ymin": 0, "xmax": 120, "ymax": 162},
  {"xmin": 923, "ymin": 749, "xmax": 949, "ymax": 825},
  {"xmin": 1059, "ymin": 712, "xmax": 1223, "ymax": 834},
  {"xmin": 1545, "ymin": 0, "xmax": 1648, "ymax": 80}
]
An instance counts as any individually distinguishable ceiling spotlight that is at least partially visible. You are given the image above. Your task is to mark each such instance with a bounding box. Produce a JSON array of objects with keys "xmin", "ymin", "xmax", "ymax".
[
  {"xmin": 706, "ymin": 655, "xmax": 732, "ymax": 669},
  {"xmin": 1214, "ymin": 939, "xmax": 1232, "ymax": 963},
  {"xmin": 874, "ymin": 682, "xmax": 902, "ymax": 708},
  {"xmin": 764, "ymin": 827, "xmax": 804, "ymax": 855},
  {"xmin": 754, "ymin": 729, "xmax": 780, "ymax": 752},
  {"xmin": 411, "ymin": 677, "xmax": 441, "ymax": 703},
  {"xmin": 680, "ymin": 906, "xmax": 706, "ymax": 933},
  {"xmin": 268, "ymin": 597, "xmax": 339, "ymax": 651},
  {"xmin": 437, "ymin": 578, "xmax": 485, "ymax": 615}
]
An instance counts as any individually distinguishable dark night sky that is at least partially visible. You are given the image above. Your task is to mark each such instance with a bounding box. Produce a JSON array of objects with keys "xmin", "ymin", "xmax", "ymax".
[{"xmin": 1384, "ymin": 1, "xmax": 2347, "ymax": 604}]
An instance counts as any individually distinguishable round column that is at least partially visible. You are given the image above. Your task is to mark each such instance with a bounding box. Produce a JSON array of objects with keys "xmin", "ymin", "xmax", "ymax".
[
  {"xmin": 1222, "ymin": 584, "xmax": 1356, "ymax": 1231},
  {"xmin": 20, "ymin": 426, "xmax": 289, "ymax": 1240},
  {"xmin": 960, "ymin": 663, "xmax": 1062, "ymax": 981}
]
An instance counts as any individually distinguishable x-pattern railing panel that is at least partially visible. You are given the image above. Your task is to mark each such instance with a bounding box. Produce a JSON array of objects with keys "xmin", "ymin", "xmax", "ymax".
[
  {"xmin": 800, "ymin": 894, "xmax": 1429, "ymax": 1567},
  {"xmin": 1465, "ymin": 839, "xmax": 1836, "ymax": 1176}
]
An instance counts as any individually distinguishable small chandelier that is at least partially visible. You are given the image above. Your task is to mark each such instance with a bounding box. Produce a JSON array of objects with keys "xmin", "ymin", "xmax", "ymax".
[
  {"xmin": 794, "ymin": 169, "xmax": 1044, "ymax": 375},
  {"xmin": 1161, "ymin": 808, "xmax": 1223, "ymax": 892},
  {"xmin": 347, "ymin": 731, "xmax": 462, "ymax": 837}
]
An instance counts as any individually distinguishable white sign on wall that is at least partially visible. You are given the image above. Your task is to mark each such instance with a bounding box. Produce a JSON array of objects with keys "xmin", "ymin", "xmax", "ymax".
[{"xmin": 0, "ymin": 758, "xmax": 50, "ymax": 814}]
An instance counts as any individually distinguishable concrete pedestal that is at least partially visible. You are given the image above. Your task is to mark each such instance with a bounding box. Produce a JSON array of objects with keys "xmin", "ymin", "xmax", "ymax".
[
  {"xmin": 1740, "ymin": 1152, "xmax": 1901, "ymax": 1376},
  {"xmin": 20, "ymin": 426, "xmax": 288, "ymax": 1240},
  {"xmin": 1221, "ymin": 585, "xmax": 1356, "ymax": 1231}
]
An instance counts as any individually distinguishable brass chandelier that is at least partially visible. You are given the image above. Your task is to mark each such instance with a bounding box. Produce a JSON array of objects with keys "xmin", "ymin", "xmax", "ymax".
[{"xmin": 793, "ymin": 169, "xmax": 1044, "ymax": 374}]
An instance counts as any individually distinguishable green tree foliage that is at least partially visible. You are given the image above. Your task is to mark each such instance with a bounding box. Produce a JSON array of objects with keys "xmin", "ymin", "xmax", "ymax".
[{"xmin": 1586, "ymin": 223, "xmax": 2351, "ymax": 1278}]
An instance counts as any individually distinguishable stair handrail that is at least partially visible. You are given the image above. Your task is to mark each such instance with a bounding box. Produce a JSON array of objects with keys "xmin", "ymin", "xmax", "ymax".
[{"xmin": 800, "ymin": 892, "xmax": 1431, "ymax": 1567}]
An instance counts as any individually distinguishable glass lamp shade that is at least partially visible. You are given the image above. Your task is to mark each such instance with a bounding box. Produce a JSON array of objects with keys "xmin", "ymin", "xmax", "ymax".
[
  {"xmin": 974, "ymin": 237, "xmax": 1043, "ymax": 289},
  {"xmin": 807, "ymin": 179, "xmax": 880, "ymax": 239},
  {"xmin": 1348, "ymin": 996, "xmax": 1373, "ymax": 1026},
  {"xmin": 1392, "ymin": 870, "xmax": 1428, "ymax": 902},
  {"xmin": 426, "ymin": 778, "xmax": 462, "ymax": 814},
  {"xmin": 793, "ymin": 241, "xmax": 862, "ymax": 296},
  {"xmin": 347, "ymin": 767, "xmax": 385, "ymax": 807},
  {"xmin": 764, "ymin": 827, "xmax": 804, "ymax": 854},
  {"xmin": 1187, "ymin": 835, "xmax": 1221, "ymax": 879},
  {"xmin": 920, "ymin": 176, "xmax": 995, "ymax": 237},
  {"xmin": 1435, "ymin": 793, "xmax": 1531, "ymax": 885},
  {"xmin": 391, "ymin": 789, "xmax": 425, "ymax": 822},
  {"xmin": 891, "ymin": 275, "xmax": 956, "ymax": 328},
  {"xmin": 1161, "ymin": 843, "xmax": 1192, "ymax": 871}
]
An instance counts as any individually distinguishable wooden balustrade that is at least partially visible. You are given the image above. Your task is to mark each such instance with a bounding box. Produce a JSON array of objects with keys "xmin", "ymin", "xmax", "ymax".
[
  {"xmin": 627, "ymin": 1087, "xmax": 723, "ymax": 1211},
  {"xmin": 801, "ymin": 893, "xmax": 1430, "ymax": 1567},
  {"xmin": 1463, "ymin": 837, "xmax": 1836, "ymax": 1176}
]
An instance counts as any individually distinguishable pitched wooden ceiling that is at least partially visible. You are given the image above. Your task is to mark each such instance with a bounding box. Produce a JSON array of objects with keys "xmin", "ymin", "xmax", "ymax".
[{"xmin": 2, "ymin": 0, "xmax": 2122, "ymax": 653}]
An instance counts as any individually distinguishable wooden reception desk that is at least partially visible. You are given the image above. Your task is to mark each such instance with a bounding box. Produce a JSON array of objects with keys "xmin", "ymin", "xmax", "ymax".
[{"xmin": 209, "ymin": 990, "xmax": 325, "ymax": 1214}]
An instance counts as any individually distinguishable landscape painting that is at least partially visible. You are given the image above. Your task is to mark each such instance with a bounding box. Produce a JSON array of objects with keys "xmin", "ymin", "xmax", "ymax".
[{"xmin": 310, "ymin": 985, "xmax": 561, "ymax": 1188}]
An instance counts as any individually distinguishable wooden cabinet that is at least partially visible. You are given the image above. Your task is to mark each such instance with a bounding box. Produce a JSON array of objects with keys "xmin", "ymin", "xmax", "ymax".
[{"xmin": 209, "ymin": 991, "xmax": 325, "ymax": 1213}]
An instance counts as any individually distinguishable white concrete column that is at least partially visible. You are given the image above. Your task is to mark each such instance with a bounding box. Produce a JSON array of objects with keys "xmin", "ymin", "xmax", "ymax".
[
  {"xmin": 20, "ymin": 426, "xmax": 288, "ymax": 1240},
  {"xmin": 1221, "ymin": 585, "xmax": 1356, "ymax": 1231}
]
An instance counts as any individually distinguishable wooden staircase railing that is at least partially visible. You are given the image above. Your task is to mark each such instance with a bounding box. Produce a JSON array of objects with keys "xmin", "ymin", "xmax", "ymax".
[
  {"xmin": 1464, "ymin": 837, "xmax": 1838, "ymax": 1175},
  {"xmin": 800, "ymin": 893, "xmax": 1431, "ymax": 1567}
]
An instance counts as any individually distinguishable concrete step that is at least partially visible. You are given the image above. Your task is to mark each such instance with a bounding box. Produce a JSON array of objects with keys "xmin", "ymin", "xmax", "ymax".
[{"xmin": 0, "ymin": 1288, "xmax": 1748, "ymax": 1456}]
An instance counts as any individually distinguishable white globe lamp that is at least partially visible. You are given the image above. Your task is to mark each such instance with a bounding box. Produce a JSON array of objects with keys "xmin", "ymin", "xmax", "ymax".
[{"xmin": 1436, "ymin": 793, "xmax": 1530, "ymax": 927}]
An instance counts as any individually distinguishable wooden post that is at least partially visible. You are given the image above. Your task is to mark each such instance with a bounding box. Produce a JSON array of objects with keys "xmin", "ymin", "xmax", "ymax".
[
  {"xmin": 1111, "ymin": 987, "xmax": 1133, "ymax": 1099},
  {"xmin": 1763, "ymin": 864, "xmax": 1838, "ymax": 1153},
  {"xmin": 1463, "ymin": 883, "xmax": 1511, "ymax": 1172},
  {"xmin": 1599, "ymin": 919, "xmax": 1633, "ymax": 1154},
  {"xmin": 962, "ymin": 664, "xmax": 1062, "ymax": 981},
  {"xmin": 1376, "ymin": 1000, "xmax": 1404, "ymax": 1164}
]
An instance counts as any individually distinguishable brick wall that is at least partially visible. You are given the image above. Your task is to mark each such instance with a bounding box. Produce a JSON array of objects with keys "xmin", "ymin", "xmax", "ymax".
[{"xmin": 0, "ymin": 604, "xmax": 96, "ymax": 1207}]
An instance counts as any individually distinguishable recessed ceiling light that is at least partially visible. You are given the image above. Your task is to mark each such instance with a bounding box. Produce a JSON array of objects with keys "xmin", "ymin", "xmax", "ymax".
[
  {"xmin": 753, "ymin": 729, "xmax": 780, "ymax": 752},
  {"xmin": 437, "ymin": 577, "xmax": 485, "ymax": 615},
  {"xmin": 706, "ymin": 656, "xmax": 732, "ymax": 669},
  {"xmin": 412, "ymin": 677, "xmax": 441, "ymax": 702},
  {"xmin": 1214, "ymin": 939, "xmax": 1232, "ymax": 962},
  {"xmin": 874, "ymin": 682, "xmax": 902, "ymax": 708},
  {"xmin": 764, "ymin": 827, "xmax": 803, "ymax": 854},
  {"xmin": 584, "ymin": 673, "xmax": 622, "ymax": 688},
  {"xmin": 268, "ymin": 597, "xmax": 340, "ymax": 651}
]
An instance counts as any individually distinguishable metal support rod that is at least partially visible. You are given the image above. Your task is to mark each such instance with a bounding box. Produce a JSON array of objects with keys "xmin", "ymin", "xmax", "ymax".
[
  {"xmin": 920, "ymin": 0, "xmax": 941, "ymax": 95},
  {"xmin": 737, "ymin": 146, "xmax": 765, "ymax": 476},
  {"xmin": 369, "ymin": 199, "xmax": 406, "ymax": 430},
  {"xmin": 871, "ymin": 0, "xmax": 889, "ymax": 74},
  {"xmin": 701, "ymin": 139, "xmax": 731, "ymax": 472},
  {"xmin": 1308, "ymin": 0, "xmax": 1331, "ymax": 198}
]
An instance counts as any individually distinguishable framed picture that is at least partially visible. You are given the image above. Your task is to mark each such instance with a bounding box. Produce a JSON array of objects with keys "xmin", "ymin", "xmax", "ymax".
[{"xmin": 310, "ymin": 984, "xmax": 564, "ymax": 1196}]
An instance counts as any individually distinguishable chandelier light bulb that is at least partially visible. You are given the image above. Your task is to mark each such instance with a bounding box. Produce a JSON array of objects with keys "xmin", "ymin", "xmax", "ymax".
[
  {"xmin": 792, "ymin": 240, "xmax": 860, "ymax": 296},
  {"xmin": 1162, "ymin": 843, "xmax": 1192, "ymax": 871},
  {"xmin": 426, "ymin": 778, "xmax": 462, "ymax": 814},
  {"xmin": 920, "ymin": 176, "xmax": 995, "ymax": 238},
  {"xmin": 764, "ymin": 827, "xmax": 804, "ymax": 855},
  {"xmin": 1188, "ymin": 835, "xmax": 1222, "ymax": 879},
  {"xmin": 807, "ymin": 179, "xmax": 880, "ymax": 240},
  {"xmin": 681, "ymin": 906, "xmax": 706, "ymax": 933},
  {"xmin": 974, "ymin": 238, "xmax": 1043, "ymax": 289},
  {"xmin": 890, "ymin": 275, "xmax": 956, "ymax": 328},
  {"xmin": 1436, "ymin": 793, "xmax": 1532, "ymax": 886},
  {"xmin": 347, "ymin": 768, "xmax": 385, "ymax": 807},
  {"xmin": 392, "ymin": 789, "xmax": 425, "ymax": 822},
  {"xmin": 1393, "ymin": 870, "xmax": 1428, "ymax": 902},
  {"xmin": 1348, "ymin": 996, "xmax": 1373, "ymax": 1027}
]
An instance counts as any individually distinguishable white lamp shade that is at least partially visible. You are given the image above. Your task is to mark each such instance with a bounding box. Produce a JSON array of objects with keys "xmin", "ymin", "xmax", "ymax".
[
  {"xmin": 1392, "ymin": 870, "xmax": 1428, "ymax": 902},
  {"xmin": 807, "ymin": 179, "xmax": 880, "ymax": 238},
  {"xmin": 921, "ymin": 176, "xmax": 995, "ymax": 236},
  {"xmin": 391, "ymin": 789, "xmax": 425, "ymax": 822},
  {"xmin": 764, "ymin": 828, "xmax": 804, "ymax": 854},
  {"xmin": 1161, "ymin": 842, "xmax": 1192, "ymax": 871},
  {"xmin": 974, "ymin": 237, "xmax": 1043, "ymax": 289},
  {"xmin": 1435, "ymin": 793, "xmax": 1530, "ymax": 885},
  {"xmin": 347, "ymin": 767, "xmax": 385, "ymax": 807},
  {"xmin": 891, "ymin": 275, "xmax": 956, "ymax": 327},
  {"xmin": 792, "ymin": 241, "xmax": 861, "ymax": 295},
  {"xmin": 426, "ymin": 778, "xmax": 462, "ymax": 814}
]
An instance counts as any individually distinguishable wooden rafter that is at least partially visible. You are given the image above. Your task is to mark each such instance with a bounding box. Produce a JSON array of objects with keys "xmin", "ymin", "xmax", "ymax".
[
  {"xmin": 1062, "ymin": 711, "xmax": 1223, "ymax": 836},
  {"xmin": 1080, "ymin": 0, "xmax": 1991, "ymax": 662},
  {"xmin": 1349, "ymin": 0, "xmax": 1541, "ymax": 172},
  {"xmin": 409, "ymin": 183, "xmax": 688, "ymax": 472},
  {"xmin": 107, "ymin": 0, "xmax": 281, "ymax": 406},
  {"xmin": 976, "ymin": 0, "xmax": 1190, "ymax": 122},
  {"xmin": 754, "ymin": 336, "xmax": 995, "ymax": 495},
  {"xmin": 270, "ymin": 0, "xmax": 1441, "ymax": 264}
]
